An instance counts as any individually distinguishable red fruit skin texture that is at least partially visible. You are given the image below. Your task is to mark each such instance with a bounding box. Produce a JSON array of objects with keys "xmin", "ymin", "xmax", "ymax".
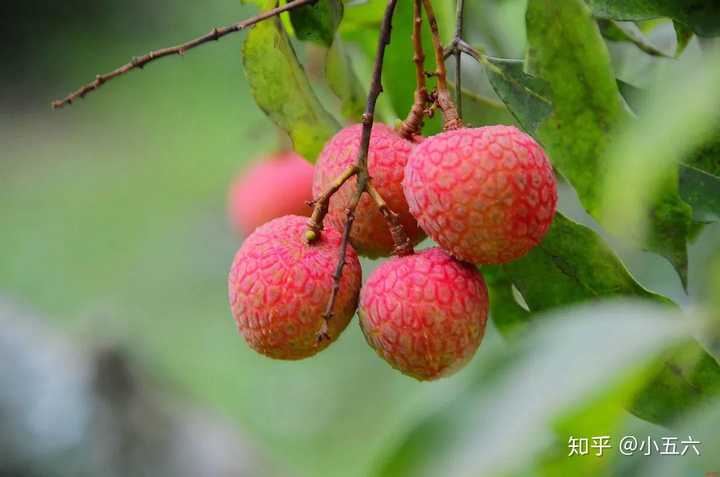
[
  {"xmin": 403, "ymin": 125, "xmax": 557, "ymax": 265},
  {"xmin": 228, "ymin": 215, "xmax": 362, "ymax": 360},
  {"xmin": 359, "ymin": 248, "xmax": 489, "ymax": 381},
  {"xmin": 313, "ymin": 123, "xmax": 425, "ymax": 258},
  {"xmin": 229, "ymin": 151, "xmax": 314, "ymax": 236}
]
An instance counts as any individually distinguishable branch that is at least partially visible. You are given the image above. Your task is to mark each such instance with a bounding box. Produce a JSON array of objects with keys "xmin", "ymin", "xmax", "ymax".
[
  {"xmin": 453, "ymin": 0, "xmax": 466, "ymax": 118},
  {"xmin": 51, "ymin": 0, "xmax": 318, "ymax": 109},
  {"xmin": 305, "ymin": 165, "xmax": 358, "ymax": 243},
  {"xmin": 422, "ymin": 0, "xmax": 462, "ymax": 130},
  {"xmin": 367, "ymin": 183, "xmax": 413, "ymax": 257},
  {"xmin": 316, "ymin": 0, "xmax": 400, "ymax": 341},
  {"xmin": 398, "ymin": 0, "xmax": 429, "ymax": 140}
]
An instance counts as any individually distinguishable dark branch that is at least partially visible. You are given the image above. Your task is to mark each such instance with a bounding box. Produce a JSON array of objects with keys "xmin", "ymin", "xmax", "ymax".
[
  {"xmin": 422, "ymin": 0, "xmax": 462, "ymax": 130},
  {"xmin": 454, "ymin": 0, "xmax": 466, "ymax": 118},
  {"xmin": 52, "ymin": 0, "xmax": 318, "ymax": 109},
  {"xmin": 398, "ymin": 0, "xmax": 429, "ymax": 140},
  {"xmin": 317, "ymin": 0, "xmax": 400, "ymax": 341}
]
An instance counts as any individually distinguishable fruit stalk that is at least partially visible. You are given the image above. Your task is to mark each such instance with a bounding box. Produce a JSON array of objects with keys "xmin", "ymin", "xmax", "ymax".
[
  {"xmin": 422, "ymin": 0, "xmax": 462, "ymax": 130},
  {"xmin": 314, "ymin": 0, "xmax": 401, "ymax": 340},
  {"xmin": 453, "ymin": 0, "xmax": 466, "ymax": 117},
  {"xmin": 398, "ymin": 0, "xmax": 430, "ymax": 140},
  {"xmin": 52, "ymin": 0, "xmax": 319, "ymax": 109}
]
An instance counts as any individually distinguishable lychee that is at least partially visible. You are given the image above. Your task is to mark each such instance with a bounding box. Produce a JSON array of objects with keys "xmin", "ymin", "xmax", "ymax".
[
  {"xmin": 403, "ymin": 125, "xmax": 557, "ymax": 265},
  {"xmin": 228, "ymin": 151, "xmax": 314, "ymax": 236},
  {"xmin": 358, "ymin": 247, "xmax": 489, "ymax": 380},
  {"xmin": 228, "ymin": 215, "xmax": 361, "ymax": 360},
  {"xmin": 313, "ymin": 123, "xmax": 425, "ymax": 258}
]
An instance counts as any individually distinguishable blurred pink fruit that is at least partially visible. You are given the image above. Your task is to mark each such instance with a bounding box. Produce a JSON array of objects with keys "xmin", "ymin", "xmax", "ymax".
[{"xmin": 228, "ymin": 151, "xmax": 314, "ymax": 236}]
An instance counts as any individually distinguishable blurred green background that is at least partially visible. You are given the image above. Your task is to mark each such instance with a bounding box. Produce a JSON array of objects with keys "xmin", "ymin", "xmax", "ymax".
[{"xmin": 2, "ymin": 1, "xmax": 719, "ymax": 477}]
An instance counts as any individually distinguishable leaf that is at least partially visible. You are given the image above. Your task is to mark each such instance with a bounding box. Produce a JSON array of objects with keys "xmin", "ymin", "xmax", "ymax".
[
  {"xmin": 289, "ymin": 0, "xmax": 343, "ymax": 47},
  {"xmin": 586, "ymin": 0, "xmax": 720, "ymax": 37},
  {"xmin": 243, "ymin": 13, "xmax": 340, "ymax": 162},
  {"xmin": 373, "ymin": 301, "xmax": 686, "ymax": 477},
  {"xmin": 616, "ymin": 84, "xmax": 720, "ymax": 219},
  {"xmin": 673, "ymin": 20, "xmax": 694, "ymax": 57},
  {"xmin": 484, "ymin": 267, "xmax": 531, "ymax": 338},
  {"xmin": 600, "ymin": 52, "xmax": 720, "ymax": 284},
  {"xmin": 526, "ymin": 0, "xmax": 691, "ymax": 287},
  {"xmin": 325, "ymin": 38, "xmax": 366, "ymax": 122},
  {"xmin": 493, "ymin": 213, "xmax": 720, "ymax": 424},
  {"xmin": 638, "ymin": 398, "xmax": 720, "ymax": 477},
  {"xmin": 598, "ymin": 19, "xmax": 672, "ymax": 57},
  {"xmin": 483, "ymin": 56, "xmax": 553, "ymax": 135},
  {"xmin": 501, "ymin": 214, "xmax": 668, "ymax": 309},
  {"xmin": 679, "ymin": 165, "xmax": 720, "ymax": 217}
]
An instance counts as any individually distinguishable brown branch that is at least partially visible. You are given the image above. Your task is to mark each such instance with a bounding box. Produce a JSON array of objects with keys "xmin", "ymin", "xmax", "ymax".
[
  {"xmin": 398, "ymin": 0, "xmax": 429, "ymax": 140},
  {"xmin": 52, "ymin": 0, "xmax": 318, "ymax": 109},
  {"xmin": 367, "ymin": 183, "xmax": 413, "ymax": 257},
  {"xmin": 453, "ymin": 0, "xmax": 466, "ymax": 118},
  {"xmin": 316, "ymin": 0, "xmax": 400, "ymax": 342},
  {"xmin": 305, "ymin": 165, "xmax": 358, "ymax": 244},
  {"xmin": 421, "ymin": 0, "xmax": 462, "ymax": 130}
]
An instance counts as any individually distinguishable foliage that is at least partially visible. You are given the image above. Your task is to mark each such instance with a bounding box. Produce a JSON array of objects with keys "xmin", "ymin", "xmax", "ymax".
[{"xmin": 7, "ymin": 0, "xmax": 720, "ymax": 476}]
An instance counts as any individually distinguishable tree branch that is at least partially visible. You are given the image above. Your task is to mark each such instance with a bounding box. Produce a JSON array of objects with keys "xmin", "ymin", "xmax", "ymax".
[
  {"xmin": 422, "ymin": 0, "xmax": 462, "ymax": 130},
  {"xmin": 453, "ymin": 0, "xmax": 466, "ymax": 118},
  {"xmin": 51, "ymin": 0, "xmax": 318, "ymax": 109},
  {"xmin": 398, "ymin": 0, "xmax": 429, "ymax": 140},
  {"xmin": 316, "ymin": 0, "xmax": 400, "ymax": 341}
]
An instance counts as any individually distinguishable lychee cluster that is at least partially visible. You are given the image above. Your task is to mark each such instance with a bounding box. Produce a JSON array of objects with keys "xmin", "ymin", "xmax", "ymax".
[{"xmin": 227, "ymin": 123, "xmax": 557, "ymax": 380}]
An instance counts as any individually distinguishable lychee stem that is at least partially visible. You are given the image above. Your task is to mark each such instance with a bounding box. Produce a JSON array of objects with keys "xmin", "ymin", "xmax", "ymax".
[
  {"xmin": 52, "ymin": 0, "xmax": 320, "ymax": 109},
  {"xmin": 453, "ymin": 0, "xmax": 466, "ymax": 118},
  {"xmin": 305, "ymin": 164, "xmax": 358, "ymax": 243},
  {"xmin": 316, "ymin": 0, "xmax": 401, "ymax": 342},
  {"xmin": 422, "ymin": 0, "xmax": 463, "ymax": 131},
  {"xmin": 367, "ymin": 183, "xmax": 414, "ymax": 256},
  {"xmin": 398, "ymin": 0, "xmax": 430, "ymax": 140}
]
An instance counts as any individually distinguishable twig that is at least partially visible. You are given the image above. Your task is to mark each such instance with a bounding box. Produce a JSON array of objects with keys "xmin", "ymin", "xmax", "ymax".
[
  {"xmin": 305, "ymin": 165, "xmax": 358, "ymax": 243},
  {"xmin": 397, "ymin": 0, "xmax": 429, "ymax": 140},
  {"xmin": 316, "ymin": 0, "xmax": 400, "ymax": 342},
  {"xmin": 453, "ymin": 0, "xmax": 466, "ymax": 118},
  {"xmin": 422, "ymin": 0, "xmax": 462, "ymax": 130},
  {"xmin": 52, "ymin": 0, "xmax": 318, "ymax": 109},
  {"xmin": 366, "ymin": 183, "xmax": 413, "ymax": 257}
]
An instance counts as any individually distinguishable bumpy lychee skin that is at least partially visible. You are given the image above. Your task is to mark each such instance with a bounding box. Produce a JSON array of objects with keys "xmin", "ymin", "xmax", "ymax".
[
  {"xmin": 403, "ymin": 125, "xmax": 557, "ymax": 265},
  {"xmin": 228, "ymin": 151, "xmax": 314, "ymax": 236},
  {"xmin": 359, "ymin": 248, "xmax": 489, "ymax": 380},
  {"xmin": 313, "ymin": 123, "xmax": 425, "ymax": 258},
  {"xmin": 228, "ymin": 215, "xmax": 361, "ymax": 360}
]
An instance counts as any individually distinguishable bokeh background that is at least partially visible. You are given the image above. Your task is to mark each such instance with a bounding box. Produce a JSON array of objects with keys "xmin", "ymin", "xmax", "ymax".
[{"xmin": 2, "ymin": 1, "xmax": 719, "ymax": 476}]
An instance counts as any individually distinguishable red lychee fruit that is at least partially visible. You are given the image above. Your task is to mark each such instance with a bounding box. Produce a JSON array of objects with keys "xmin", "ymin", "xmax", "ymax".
[
  {"xmin": 358, "ymin": 247, "xmax": 489, "ymax": 380},
  {"xmin": 228, "ymin": 151, "xmax": 314, "ymax": 236},
  {"xmin": 403, "ymin": 125, "xmax": 557, "ymax": 265},
  {"xmin": 313, "ymin": 123, "xmax": 425, "ymax": 258},
  {"xmin": 228, "ymin": 215, "xmax": 361, "ymax": 360}
]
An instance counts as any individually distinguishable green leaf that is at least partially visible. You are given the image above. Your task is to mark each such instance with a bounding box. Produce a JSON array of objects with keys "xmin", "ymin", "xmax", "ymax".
[
  {"xmin": 325, "ymin": 38, "xmax": 366, "ymax": 122},
  {"xmin": 679, "ymin": 165, "xmax": 720, "ymax": 217},
  {"xmin": 483, "ymin": 56, "xmax": 553, "ymax": 135},
  {"xmin": 373, "ymin": 302, "xmax": 686, "ymax": 477},
  {"xmin": 600, "ymin": 52, "xmax": 720, "ymax": 284},
  {"xmin": 289, "ymin": 0, "xmax": 343, "ymax": 47},
  {"xmin": 484, "ymin": 267, "xmax": 531, "ymax": 338},
  {"xmin": 493, "ymin": 213, "xmax": 720, "ymax": 424},
  {"xmin": 501, "ymin": 214, "xmax": 668, "ymax": 308},
  {"xmin": 598, "ymin": 19, "xmax": 672, "ymax": 57},
  {"xmin": 586, "ymin": 0, "xmax": 720, "ymax": 37},
  {"xmin": 526, "ymin": 0, "xmax": 691, "ymax": 287},
  {"xmin": 673, "ymin": 20, "xmax": 694, "ymax": 57},
  {"xmin": 638, "ymin": 398, "xmax": 720, "ymax": 477},
  {"xmin": 242, "ymin": 14, "xmax": 340, "ymax": 162}
]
